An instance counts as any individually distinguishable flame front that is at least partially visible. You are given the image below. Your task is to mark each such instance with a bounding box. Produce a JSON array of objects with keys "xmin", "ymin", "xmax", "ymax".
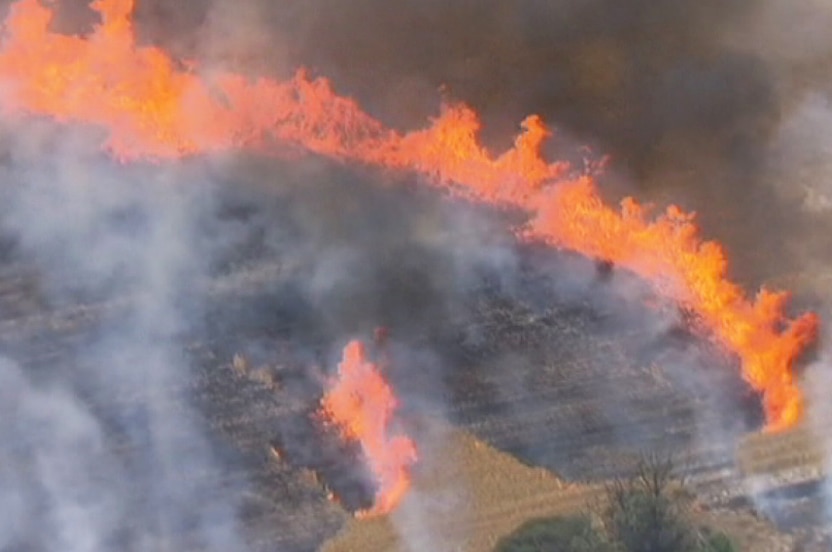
[
  {"xmin": 320, "ymin": 340, "xmax": 417, "ymax": 518},
  {"xmin": 0, "ymin": 0, "xmax": 820, "ymax": 429}
]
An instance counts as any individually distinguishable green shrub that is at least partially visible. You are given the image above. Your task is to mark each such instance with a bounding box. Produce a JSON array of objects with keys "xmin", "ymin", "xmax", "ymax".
[
  {"xmin": 494, "ymin": 455, "xmax": 739, "ymax": 552},
  {"xmin": 696, "ymin": 530, "xmax": 738, "ymax": 552},
  {"xmin": 494, "ymin": 514, "xmax": 611, "ymax": 552}
]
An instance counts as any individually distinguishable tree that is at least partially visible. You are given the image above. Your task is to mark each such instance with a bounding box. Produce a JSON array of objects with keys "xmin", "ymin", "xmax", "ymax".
[
  {"xmin": 494, "ymin": 514, "xmax": 612, "ymax": 552},
  {"xmin": 602, "ymin": 455, "xmax": 695, "ymax": 552},
  {"xmin": 493, "ymin": 455, "xmax": 738, "ymax": 552},
  {"xmin": 695, "ymin": 529, "xmax": 738, "ymax": 552},
  {"xmin": 601, "ymin": 454, "xmax": 737, "ymax": 552}
]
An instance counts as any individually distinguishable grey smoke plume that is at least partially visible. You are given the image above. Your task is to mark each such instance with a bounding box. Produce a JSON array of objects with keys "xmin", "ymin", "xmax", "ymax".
[
  {"xmin": 0, "ymin": 125, "xmax": 248, "ymax": 551},
  {"xmin": 0, "ymin": 115, "xmax": 526, "ymax": 550},
  {"xmin": 0, "ymin": 355, "xmax": 121, "ymax": 552}
]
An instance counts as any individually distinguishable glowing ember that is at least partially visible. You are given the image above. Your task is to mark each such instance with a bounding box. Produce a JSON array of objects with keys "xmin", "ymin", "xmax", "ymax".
[
  {"xmin": 0, "ymin": 0, "xmax": 820, "ymax": 429},
  {"xmin": 320, "ymin": 340, "xmax": 417, "ymax": 518}
]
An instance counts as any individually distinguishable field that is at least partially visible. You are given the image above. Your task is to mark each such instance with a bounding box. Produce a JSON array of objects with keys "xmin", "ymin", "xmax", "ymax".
[
  {"xmin": 0, "ymin": 158, "xmax": 827, "ymax": 551},
  {"xmin": 322, "ymin": 422, "xmax": 799, "ymax": 552}
]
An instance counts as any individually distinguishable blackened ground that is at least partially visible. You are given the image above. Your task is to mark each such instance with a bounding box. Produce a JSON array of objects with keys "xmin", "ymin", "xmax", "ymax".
[
  {"xmin": 0, "ymin": 150, "xmax": 779, "ymax": 550},
  {"xmin": 193, "ymin": 154, "xmax": 765, "ymax": 484}
]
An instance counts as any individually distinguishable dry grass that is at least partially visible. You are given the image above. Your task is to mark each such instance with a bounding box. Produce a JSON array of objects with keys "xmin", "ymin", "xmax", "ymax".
[{"xmin": 322, "ymin": 420, "xmax": 794, "ymax": 552}]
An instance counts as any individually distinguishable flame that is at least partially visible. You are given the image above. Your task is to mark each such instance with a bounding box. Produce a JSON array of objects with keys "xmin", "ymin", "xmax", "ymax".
[
  {"xmin": 0, "ymin": 0, "xmax": 820, "ymax": 429},
  {"xmin": 320, "ymin": 340, "xmax": 417, "ymax": 518}
]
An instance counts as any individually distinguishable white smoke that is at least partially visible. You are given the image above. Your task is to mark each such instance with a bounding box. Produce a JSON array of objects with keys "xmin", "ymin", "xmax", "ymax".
[
  {"xmin": 804, "ymin": 344, "xmax": 832, "ymax": 532},
  {"xmin": 0, "ymin": 356, "xmax": 122, "ymax": 552},
  {"xmin": 0, "ymin": 122, "xmax": 249, "ymax": 551}
]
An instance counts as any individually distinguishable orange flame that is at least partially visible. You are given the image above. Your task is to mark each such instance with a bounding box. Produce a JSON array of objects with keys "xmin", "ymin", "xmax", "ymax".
[
  {"xmin": 320, "ymin": 340, "xmax": 417, "ymax": 518},
  {"xmin": 0, "ymin": 0, "xmax": 820, "ymax": 430}
]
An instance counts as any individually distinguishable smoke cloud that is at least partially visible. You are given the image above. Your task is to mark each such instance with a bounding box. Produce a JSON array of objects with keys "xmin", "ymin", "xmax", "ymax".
[{"xmin": 0, "ymin": 124, "xmax": 252, "ymax": 551}]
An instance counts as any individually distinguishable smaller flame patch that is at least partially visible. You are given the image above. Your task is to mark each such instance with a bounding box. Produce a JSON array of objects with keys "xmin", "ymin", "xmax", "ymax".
[{"xmin": 320, "ymin": 340, "xmax": 417, "ymax": 518}]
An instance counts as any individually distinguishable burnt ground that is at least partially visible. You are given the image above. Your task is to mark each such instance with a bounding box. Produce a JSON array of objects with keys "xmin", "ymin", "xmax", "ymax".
[{"xmin": 0, "ymin": 150, "xmax": 816, "ymax": 551}]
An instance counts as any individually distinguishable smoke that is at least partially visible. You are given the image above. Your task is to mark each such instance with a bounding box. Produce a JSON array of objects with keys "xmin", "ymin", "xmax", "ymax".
[
  {"xmin": 0, "ymin": 355, "xmax": 121, "ymax": 552},
  {"xmin": 0, "ymin": 123, "xmax": 248, "ymax": 550},
  {"xmin": 0, "ymin": 109, "xmax": 525, "ymax": 549},
  {"xmin": 738, "ymin": 0, "xmax": 832, "ymax": 528}
]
